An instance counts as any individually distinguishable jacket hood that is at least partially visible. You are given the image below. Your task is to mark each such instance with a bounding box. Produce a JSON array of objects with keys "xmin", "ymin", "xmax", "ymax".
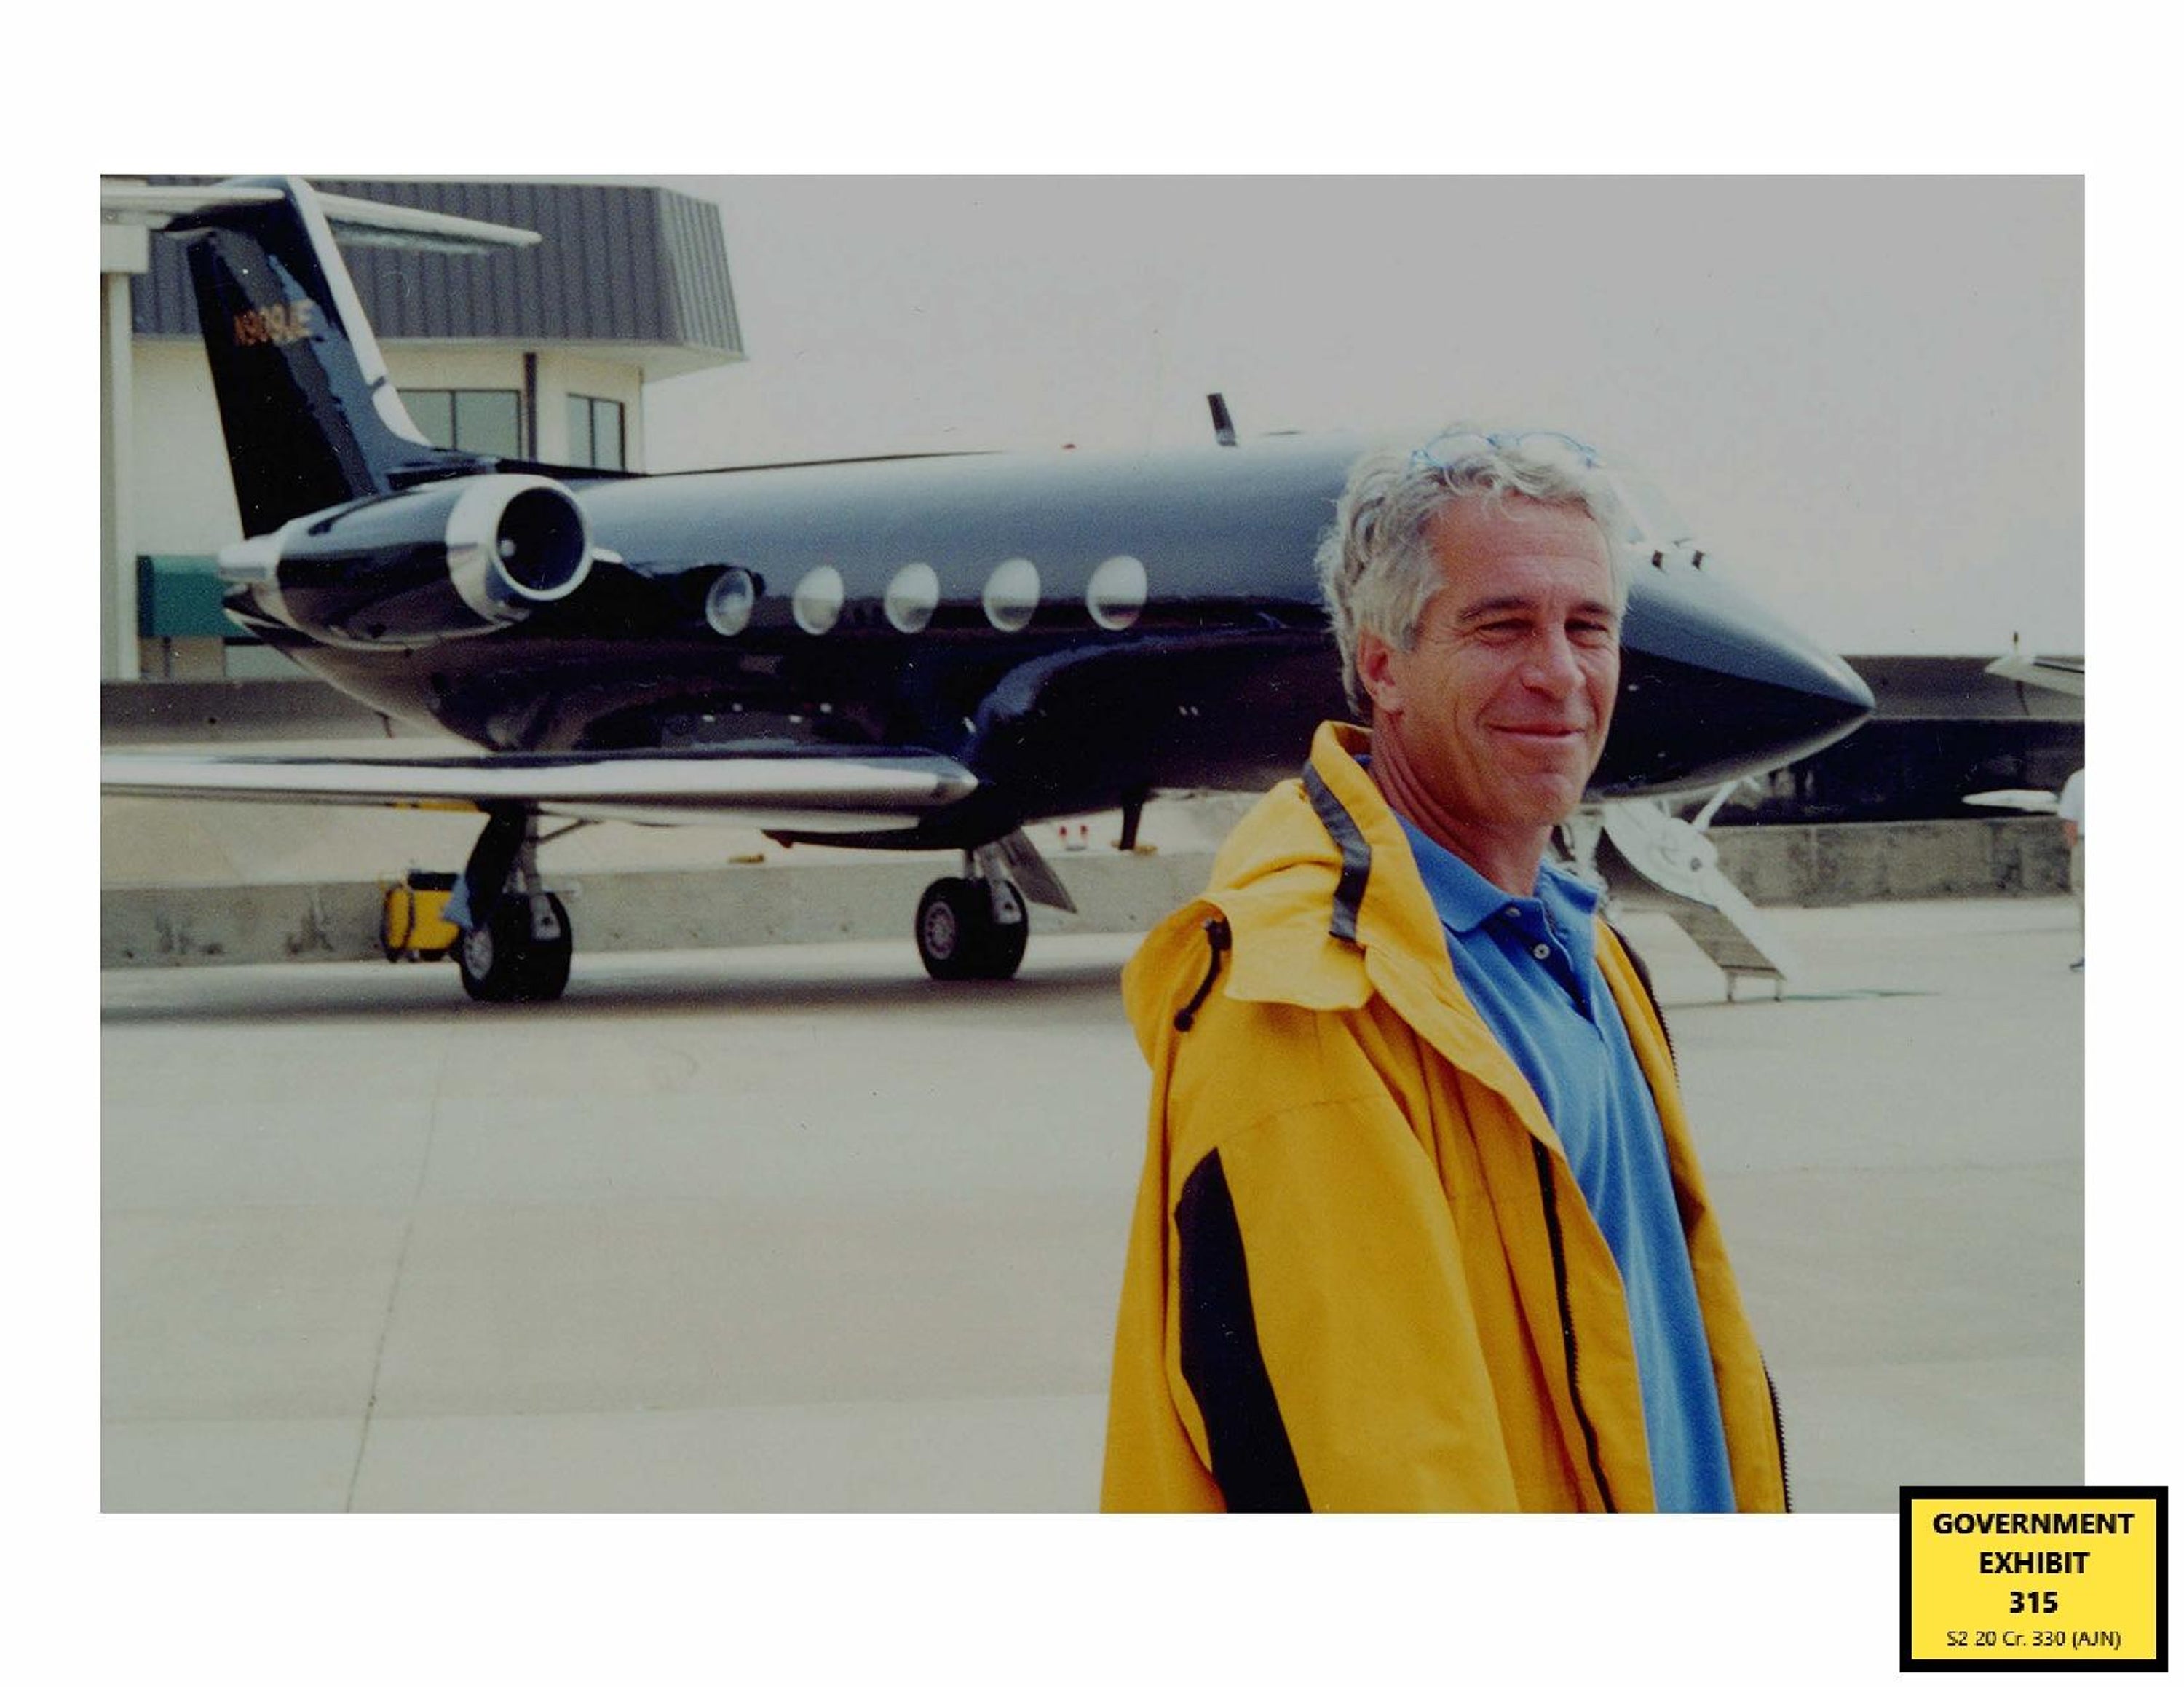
[{"xmin": 1121, "ymin": 722, "xmax": 1538, "ymax": 1110}]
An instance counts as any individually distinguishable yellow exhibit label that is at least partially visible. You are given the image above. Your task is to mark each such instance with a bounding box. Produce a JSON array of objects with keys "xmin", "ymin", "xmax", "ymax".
[{"xmin": 1902, "ymin": 1487, "xmax": 2167, "ymax": 1670}]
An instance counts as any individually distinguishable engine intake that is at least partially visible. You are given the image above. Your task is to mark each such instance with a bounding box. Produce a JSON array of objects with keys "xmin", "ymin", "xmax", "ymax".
[{"xmin": 218, "ymin": 474, "xmax": 595, "ymax": 646}]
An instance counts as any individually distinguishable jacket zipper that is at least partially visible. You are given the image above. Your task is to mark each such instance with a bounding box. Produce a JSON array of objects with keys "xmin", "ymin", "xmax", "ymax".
[
  {"xmin": 1537, "ymin": 1136, "xmax": 1792, "ymax": 1513},
  {"xmin": 1764, "ymin": 1359, "xmax": 1794, "ymax": 1512},
  {"xmin": 1609, "ymin": 919, "xmax": 1677, "ymax": 1075},
  {"xmin": 1531, "ymin": 1138, "xmax": 1616, "ymax": 1512}
]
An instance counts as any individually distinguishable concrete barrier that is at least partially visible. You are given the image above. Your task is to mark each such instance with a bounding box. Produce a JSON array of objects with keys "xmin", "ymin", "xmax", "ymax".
[
  {"xmin": 101, "ymin": 817, "xmax": 2069, "ymax": 971},
  {"xmin": 101, "ymin": 852, "xmax": 1222, "ymax": 970},
  {"xmin": 1709, "ymin": 816, "xmax": 2070, "ymax": 906},
  {"xmin": 102, "ymin": 678, "xmax": 424, "ymax": 744}
]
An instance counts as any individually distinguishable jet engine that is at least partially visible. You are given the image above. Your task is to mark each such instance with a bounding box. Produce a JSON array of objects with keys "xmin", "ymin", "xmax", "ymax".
[{"xmin": 216, "ymin": 474, "xmax": 595, "ymax": 647}]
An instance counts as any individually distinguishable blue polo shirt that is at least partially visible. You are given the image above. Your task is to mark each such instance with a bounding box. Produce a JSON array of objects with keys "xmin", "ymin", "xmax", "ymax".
[{"xmin": 1393, "ymin": 813, "xmax": 1736, "ymax": 1512}]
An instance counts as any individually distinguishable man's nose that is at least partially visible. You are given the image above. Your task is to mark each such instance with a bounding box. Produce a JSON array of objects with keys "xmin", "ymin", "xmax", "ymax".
[{"xmin": 1522, "ymin": 630, "xmax": 1585, "ymax": 694}]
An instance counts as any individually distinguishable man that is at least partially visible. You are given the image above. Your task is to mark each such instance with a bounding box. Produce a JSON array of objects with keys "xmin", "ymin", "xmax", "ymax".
[{"xmin": 1101, "ymin": 428, "xmax": 1788, "ymax": 1512}]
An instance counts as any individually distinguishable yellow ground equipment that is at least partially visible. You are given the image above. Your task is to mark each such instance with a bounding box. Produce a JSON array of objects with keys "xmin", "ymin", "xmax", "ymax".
[{"xmin": 381, "ymin": 870, "xmax": 461, "ymax": 962}]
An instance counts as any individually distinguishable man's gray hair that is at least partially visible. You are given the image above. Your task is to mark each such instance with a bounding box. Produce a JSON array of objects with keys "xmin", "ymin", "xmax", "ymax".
[{"xmin": 1315, "ymin": 427, "xmax": 1629, "ymax": 713}]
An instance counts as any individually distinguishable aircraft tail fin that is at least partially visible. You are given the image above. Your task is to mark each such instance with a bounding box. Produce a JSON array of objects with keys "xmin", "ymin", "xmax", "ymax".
[{"xmin": 143, "ymin": 176, "xmax": 537, "ymax": 535}]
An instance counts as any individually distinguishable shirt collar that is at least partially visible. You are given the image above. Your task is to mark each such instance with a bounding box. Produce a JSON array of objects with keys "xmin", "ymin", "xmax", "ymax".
[{"xmin": 1392, "ymin": 811, "xmax": 1603, "ymax": 936}]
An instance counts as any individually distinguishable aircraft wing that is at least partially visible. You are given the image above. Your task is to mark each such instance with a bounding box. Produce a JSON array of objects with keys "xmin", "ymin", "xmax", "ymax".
[
  {"xmin": 1962, "ymin": 788, "xmax": 2061, "ymax": 813},
  {"xmin": 100, "ymin": 747, "xmax": 979, "ymax": 831}
]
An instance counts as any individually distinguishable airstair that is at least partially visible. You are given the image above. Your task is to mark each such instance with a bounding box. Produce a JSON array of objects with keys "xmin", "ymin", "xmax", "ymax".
[{"xmin": 1566, "ymin": 796, "xmax": 1800, "ymax": 1001}]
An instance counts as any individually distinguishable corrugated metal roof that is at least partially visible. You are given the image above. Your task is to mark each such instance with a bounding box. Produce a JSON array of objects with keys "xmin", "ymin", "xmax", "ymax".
[{"xmin": 130, "ymin": 177, "xmax": 742, "ymax": 361}]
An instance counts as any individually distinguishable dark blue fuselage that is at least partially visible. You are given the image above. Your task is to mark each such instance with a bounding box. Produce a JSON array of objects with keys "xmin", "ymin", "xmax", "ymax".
[{"xmin": 237, "ymin": 438, "xmax": 1873, "ymax": 847}]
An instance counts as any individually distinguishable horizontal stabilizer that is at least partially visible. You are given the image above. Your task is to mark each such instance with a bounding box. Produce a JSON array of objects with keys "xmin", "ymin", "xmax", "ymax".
[
  {"xmin": 101, "ymin": 181, "xmax": 541, "ymax": 254},
  {"xmin": 102, "ymin": 748, "xmax": 978, "ymax": 832},
  {"xmin": 315, "ymin": 190, "xmax": 544, "ymax": 254},
  {"xmin": 100, "ymin": 183, "xmax": 284, "ymax": 223}
]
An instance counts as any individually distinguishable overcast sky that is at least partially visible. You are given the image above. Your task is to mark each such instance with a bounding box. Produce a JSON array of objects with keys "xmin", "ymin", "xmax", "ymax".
[{"xmin": 638, "ymin": 175, "xmax": 2081, "ymax": 659}]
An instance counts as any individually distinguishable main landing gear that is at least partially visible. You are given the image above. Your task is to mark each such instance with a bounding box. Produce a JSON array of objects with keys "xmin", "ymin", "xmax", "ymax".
[
  {"xmin": 458, "ymin": 890, "xmax": 572, "ymax": 1003},
  {"xmin": 915, "ymin": 874, "xmax": 1029, "ymax": 980},
  {"xmin": 912, "ymin": 833, "xmax": 1075, "ymax": 982},
  {"xmin": 453, "ymin": 808, "xmax": 576, "ymax": 1003},
  {"xmin": 431, "ymin": 817, "xmax": 1079, "ymax": 1000}
]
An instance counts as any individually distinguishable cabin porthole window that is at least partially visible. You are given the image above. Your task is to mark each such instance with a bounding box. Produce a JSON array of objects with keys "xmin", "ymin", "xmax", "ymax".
[
  {"xmin": 1086, "ymin": 554, "xmax": 1148, "ymax": 631},
  {"xmin": 885, "ymin": 563, "xmax": 940, "ymax": 633},
  {"xmin": 982, "ymin": 557, "xmax": 1040, "ymax": 632},
  {"xmin": 704, "ymin": 567, "xmax": 758, "ymax": 637},
  {"xmin": 792, "ymin": 566, "xmax": 845, "ymax": 635}
]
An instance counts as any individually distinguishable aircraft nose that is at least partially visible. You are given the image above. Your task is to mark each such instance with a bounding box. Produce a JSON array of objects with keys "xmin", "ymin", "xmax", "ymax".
[
  {"xmin": 1596, "ymin": 565, "xmax": 1877, "ymax": 799},
  {"xmin": 1786, "ymin": 636, "xmax": 1876, "ymax": 723}
]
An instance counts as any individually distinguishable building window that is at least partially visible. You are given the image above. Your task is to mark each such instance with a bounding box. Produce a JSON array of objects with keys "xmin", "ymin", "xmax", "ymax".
[
  {"xmin": 408, "ymin": 389, "xmax": 524, "ymax": 458},
  {"xmin": 568, "ymin": 395, "xmax": 626, "ymax": 470}
]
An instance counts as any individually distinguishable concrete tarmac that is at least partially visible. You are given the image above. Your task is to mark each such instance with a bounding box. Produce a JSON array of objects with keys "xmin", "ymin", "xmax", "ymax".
[{"xmin": 100, "ymin": 896, "xmax": 2084, "ymax": 1512}]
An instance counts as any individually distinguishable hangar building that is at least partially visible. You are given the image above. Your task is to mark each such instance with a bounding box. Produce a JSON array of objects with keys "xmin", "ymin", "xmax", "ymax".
[{"xmin": 100, "ymin": 176, "xmax": 743, "ymax": 684}]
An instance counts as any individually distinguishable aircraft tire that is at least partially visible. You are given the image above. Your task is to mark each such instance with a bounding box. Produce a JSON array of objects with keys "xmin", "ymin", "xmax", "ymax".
[
  {"xmin": 458, "ymin": 893, "xmax": 573, "ymax": 1003},
  {"xmin": 968, "ymin": 880, "xmax": 1029, "ymax": 980},
  {"xmin": 916, "ymin": 878, "xmax": 985, "ymax": 980},
  {"xmin": 915, "ymin": 877, "xmax": 1027, "ymax": 981}
]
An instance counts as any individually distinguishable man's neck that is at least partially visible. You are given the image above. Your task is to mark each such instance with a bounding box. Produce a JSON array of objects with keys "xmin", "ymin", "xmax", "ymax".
[{"xmin": 1364, "ymin": 752, "xmax": 1550, "ymax": 899}]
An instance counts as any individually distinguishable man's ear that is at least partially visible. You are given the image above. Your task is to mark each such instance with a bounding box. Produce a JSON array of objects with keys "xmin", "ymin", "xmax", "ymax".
[{"xmin": 1356, "ymin": 627, "xmax": 1404, "ymax": 719}]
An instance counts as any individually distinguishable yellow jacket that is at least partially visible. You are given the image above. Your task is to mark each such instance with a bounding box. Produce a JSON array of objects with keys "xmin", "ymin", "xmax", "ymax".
[{"xmin": 1100, "ymin": 722, "xmax": 1789, "ymax": 1512}]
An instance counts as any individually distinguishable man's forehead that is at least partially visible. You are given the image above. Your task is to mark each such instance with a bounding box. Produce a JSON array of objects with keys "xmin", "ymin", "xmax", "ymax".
[
  {"xmin": 1429, "ymin": 493, "xmax": 1605, "ymax": 550},
  {"xmin": 1427, "ymin": 498, "xmax": 1615, "ymax": 598}
]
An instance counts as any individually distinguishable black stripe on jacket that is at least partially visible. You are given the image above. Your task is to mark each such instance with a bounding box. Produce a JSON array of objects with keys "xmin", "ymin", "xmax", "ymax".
[
  {"xmin": 1176, "ymin": 1150, "xmax": 1310, "ymax": 1512},
  {"xmin": 1300, "ymin": 762, "xmax": 1371, "ymax": 946}
]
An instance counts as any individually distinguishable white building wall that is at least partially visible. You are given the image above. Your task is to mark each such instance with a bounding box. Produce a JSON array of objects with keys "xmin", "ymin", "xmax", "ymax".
[
  {"xmin": 383, "ymin": 346, "xmax": 528, "ymax": 391},
  {"xmin": 102, "ymin": 253, "xmax": 144, "ymax": 679},
  {"xmin": 132, "ymin": 341, "xmax": 243, "ymax": 553}
]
